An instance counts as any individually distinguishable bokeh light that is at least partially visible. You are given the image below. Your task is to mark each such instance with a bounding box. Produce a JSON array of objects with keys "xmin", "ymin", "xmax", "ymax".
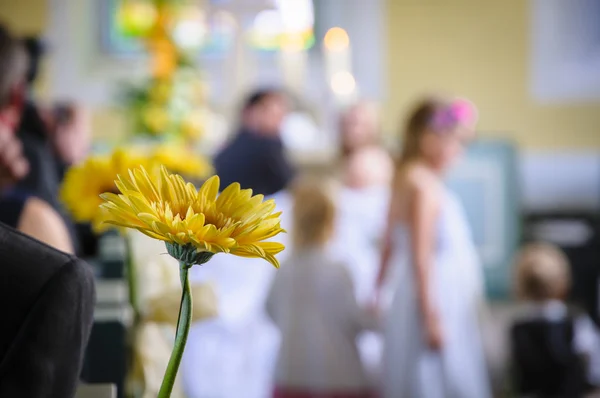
[
  {"xmin": 330, "ymin": 71, "xmax": 356, "ymax": 96},
  {"xmin": 323, "ymin": 27, "xmax": 350, "ymax": 52}
]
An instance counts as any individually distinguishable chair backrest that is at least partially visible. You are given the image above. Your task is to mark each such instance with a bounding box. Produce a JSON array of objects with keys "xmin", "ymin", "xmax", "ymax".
[{"xmin": 75, "ymin": 383, "xmax": 116, "ymax": 398}]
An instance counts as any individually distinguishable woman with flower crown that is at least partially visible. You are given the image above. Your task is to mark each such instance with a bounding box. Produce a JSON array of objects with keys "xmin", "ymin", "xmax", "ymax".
[{"xmin": 376, "ymin": 96, "xmax": 490, "ymax": 397}]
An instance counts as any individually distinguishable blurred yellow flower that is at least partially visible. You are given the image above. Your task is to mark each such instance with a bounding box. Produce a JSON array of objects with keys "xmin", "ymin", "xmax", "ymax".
[
  {"xmin": 117, "ymin": 0, "xmax": 157, "ymax": 38},
  {"xmin": 60, "ymin": 149, "xmax": 150, "ymax": 231},
  {"xmin": 142, "ymin": 105, "xmax": 170, "ymax": 134},
  {"xmin": 149, "ymin": 79, "xmax": 172, "ymax": 104},
  {"xmin": 150, "ymin": 145, "xmax": 213, "ymax": 180},
  {"xmin": 149, "ymin": 37, "xmax": 178, "ymax": 80},
  {"xmin": 190, "ymin": 80, "xmax": 208, "ymax": 103},
  {"xmin": 100, "ymin": 166, "xmax": 285, "ymax": 267},
  {"xmin": 179, "ymin": 113, "xmax": 204, "ymax": 141}
]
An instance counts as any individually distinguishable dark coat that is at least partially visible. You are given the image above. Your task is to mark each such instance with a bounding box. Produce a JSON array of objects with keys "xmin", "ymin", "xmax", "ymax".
[
  {"xmin": 0, "ymin": 223, "xmax": 96, "ymax": 397},
  {"xmin": 16, "ymin": 102, "xmax": 81, "ymax": 254},
  {"xmin": 214, "ymin": 129, "xmax": 295, "ymax": 196}
]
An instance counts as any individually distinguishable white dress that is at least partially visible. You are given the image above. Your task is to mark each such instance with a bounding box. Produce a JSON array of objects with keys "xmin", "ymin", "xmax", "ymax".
[
  {"xmin": 332, "ymin": 186, "xmax": 390, "ymax": 385},
  {"xmin": 383, "ymin": 189, "xmax": 490, "ymax": 398},
  {"xmin": 182, "ymin": 190, "xmax": 291, "ymax": 398}
]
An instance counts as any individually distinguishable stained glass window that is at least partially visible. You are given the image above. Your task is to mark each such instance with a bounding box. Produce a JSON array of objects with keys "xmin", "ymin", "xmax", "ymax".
[
  {"xmin": 100, "ymin": 0, "xmax": 315, "ymax": 56},
  {"xmin": 247, "ymin": 0, "xmax": 315, "ymax": 52}
]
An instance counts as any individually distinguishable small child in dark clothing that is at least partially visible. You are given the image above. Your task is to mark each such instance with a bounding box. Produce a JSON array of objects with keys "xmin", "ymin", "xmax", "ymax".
[{"xmin": 510, "ymin": 243, "xmax": 600, "ymax": 397}]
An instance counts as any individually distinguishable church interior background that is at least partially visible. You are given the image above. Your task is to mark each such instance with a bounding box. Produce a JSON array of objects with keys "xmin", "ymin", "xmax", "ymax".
[{"xmin": 1, "ymin": 0, "xmax": 600, "ymax": 397}]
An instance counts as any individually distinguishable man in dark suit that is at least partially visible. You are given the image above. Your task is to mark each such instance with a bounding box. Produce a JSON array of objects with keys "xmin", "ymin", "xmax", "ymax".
[
  {"xmin": 214, "ymin": 89, "xmax": 295, "ymax": 196},
  {"xmin": 0, "ymin": 24, "xmax": 96, "ymax": 397},
  {"xmin": 15, "ymin": 35, "xmax": 62, "ymax": 209},
  {"xmin": 0, "ymin": 223, "xmax": 96, "ymax": 397},
  {"xmin": 0, "ymin": 122, "xmax": 95, "ymax": 398},
  {"xmin": 14, "ymin": 35, "xmax": 83, "ymax": 254}
]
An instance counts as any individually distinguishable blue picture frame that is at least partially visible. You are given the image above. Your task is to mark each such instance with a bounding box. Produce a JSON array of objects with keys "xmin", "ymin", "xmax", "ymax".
[{"xmin": 446, "ymin": 139, "xmax": 520, "ymax": 300}]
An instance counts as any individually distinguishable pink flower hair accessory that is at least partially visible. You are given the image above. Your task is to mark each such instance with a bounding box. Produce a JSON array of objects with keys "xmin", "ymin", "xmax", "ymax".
[{"xmin": 430, "ymin": 98, "xmax": 478, "ymax": 132}]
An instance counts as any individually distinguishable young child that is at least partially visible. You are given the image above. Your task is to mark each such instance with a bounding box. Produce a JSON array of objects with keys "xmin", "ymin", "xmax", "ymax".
[
  {"xmin": 376, "ymin": 96, "xmax": 491, "ymax": 398},
  {"xmin": 510, "ymin": 243, "xmax": 600, "ymax": 397},
  {"xmin": 266, "ymin": 176, "xmax": 378, "ymax": 398}
]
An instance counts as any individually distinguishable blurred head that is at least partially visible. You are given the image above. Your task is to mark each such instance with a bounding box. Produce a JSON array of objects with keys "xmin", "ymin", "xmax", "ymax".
[
  {"xmin": 514, "ymin": 243, "xmax": 571, "ymax": 302},
  {"xmin": 49, "ymin": 103, "xmax": 91, "ymax": 165},
  {"xmin": 291, "ymin": 175, "xmax": 337, "ymax": 248},
  {"xmin": 0, "ymin": 24, "xmax": 28, "ymax": 128},
  {"xmin": 345, "ymin": 146, "xmax": 393, "ymax": 188},
  {"xmin": 397, "ymin": 96, "xmax": 478, "ymax": 172},
  {"xmin": 241, "ymin": 89, "xmax": 289, "ymax": 137},
  {"xmin": 340, "ymin": 101, "xmax": 381, "ymax": 156}
]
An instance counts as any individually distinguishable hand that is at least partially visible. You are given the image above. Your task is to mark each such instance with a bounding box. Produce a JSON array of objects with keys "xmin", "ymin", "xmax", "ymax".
[
  {"xmin": 0, "ymin": 125, "xmax": 28, "ymax": 190},
  {"xmin": 425, "ymin": 311, "xmax": 443, "ymax": 351},
  {"xmin": 366, "ymin": 294, "xmax": 381, "ymax": 319}
]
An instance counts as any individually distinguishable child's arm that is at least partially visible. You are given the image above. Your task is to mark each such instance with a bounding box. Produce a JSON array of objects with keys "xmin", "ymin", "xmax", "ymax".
[
  {"xmin": 375, "ymin": 177, "xmax": 401, "ymax": 294},
  {"xmin": 338, "ymin": 265, "xmax": 380, "ymax": 332},
  {"xmin": 574, "ymin": 314, "xmax": 600, "ymax": 387},
  {"xmin": 408, "ymin": 182, "xmax": 441, "ymax": 349}
]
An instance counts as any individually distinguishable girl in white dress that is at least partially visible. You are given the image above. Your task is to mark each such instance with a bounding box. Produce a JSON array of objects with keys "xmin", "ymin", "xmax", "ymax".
[{"xmin": 376, "ymin": 96, "xmax": 491, "ymax": 398}]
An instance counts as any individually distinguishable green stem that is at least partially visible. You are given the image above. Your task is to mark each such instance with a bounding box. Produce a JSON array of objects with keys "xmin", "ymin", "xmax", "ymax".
[
  {"xmin": 157, "ymin": 262, "xmax": 193, "ymax": 398},
  {"xmin": 123, "ymin": 234, "xmax": 139, "ymax": 322}
]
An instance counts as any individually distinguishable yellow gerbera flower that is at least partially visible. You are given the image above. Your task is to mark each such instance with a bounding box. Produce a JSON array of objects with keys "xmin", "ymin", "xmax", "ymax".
[
  {"xmin": 60, "ymin": 149, "xmax": 150, "ymax": 231},
  {"xmin": 99, "ymin": 166, "xmax": 285, "ymax": 267},
  {"xmin": 150, "ymin": 144, "xmax": 213, "ymax": 180}
]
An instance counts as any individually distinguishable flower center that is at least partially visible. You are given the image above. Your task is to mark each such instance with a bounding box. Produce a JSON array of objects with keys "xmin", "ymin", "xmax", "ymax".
[
  {"xmin": 204, "ymin": 211, "xmax": 236, "ymax": 230},
  {"xmin": 104, "ymin": 185, "xmax": 120, "ymax": 195}
]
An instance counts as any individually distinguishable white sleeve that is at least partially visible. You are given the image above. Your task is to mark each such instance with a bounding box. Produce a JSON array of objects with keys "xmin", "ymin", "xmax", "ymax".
[
  {"xmin": 574, "ymin": 315, "xmax": 600, "ymax": 386},
  {"xmin": 265, "ymin": 272, "xmax": 281, "ymax": 324}
]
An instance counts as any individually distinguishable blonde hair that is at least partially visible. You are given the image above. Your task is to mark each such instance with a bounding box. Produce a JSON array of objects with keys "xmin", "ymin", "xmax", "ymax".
[
  {"xmin": 291, "ymin": 176, "xmax": 337, "ymax": 248},
  {"xmin": 340, "ymin": 100, "xmax": 382, "ymax": 157},
  {"xmin": 514, "ymin": 243, "xmax": 571, "ymax": 301}
]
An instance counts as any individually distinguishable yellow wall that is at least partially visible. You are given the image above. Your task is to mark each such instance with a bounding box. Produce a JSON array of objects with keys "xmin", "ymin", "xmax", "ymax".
[
  {"xmin": 383, "ymin": 0, "xmax": 600, "ymax": 149},
  {"xmin": 0, "ymin": 0, "xmax": 50, "ymax": 97},
  {"xmin": 0, "ymin": 0, "xmax": 47, "ymax": 34}
]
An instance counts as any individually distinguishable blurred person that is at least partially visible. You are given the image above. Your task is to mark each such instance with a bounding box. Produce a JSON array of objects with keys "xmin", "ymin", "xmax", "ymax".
[
  {"xmin": 15, "ymin": 35, "xmax": 82, "ymax": 253},
  {"xmin": 0, "ymin": 25, "xmax": 72, "ymax": 253},
  {"xmin": 266, "ymin": 176, "xmax": 378, "ymax": 398},
  {"xmin": 337, "ymin": 147, "xmax": 393, "ymax": 304},
  {"xmin": 214, "ymin": 89, "xmax": 295, "ymax": 196},
  {"xmin": 376, "ymin": 96, "xmax": 490, "ymax": 398},
  {"xmin": 339, "ymin": 101, "xmax": 381, "ymax": 157},
  {"xmin": 333, "ymin": 147, "xmax": 392, "ymax": 387},
  {"xmin": 510, "ymin": 243, "xmax": 600, "ymax": 397},
  {"xmin": 183, "ymin": 90, "xmax": 293, "ymax": 396},
  {"xmin": 336, "ymin": 101, "xmax": 394, "ymax": 306},
  {"xmin": 343, "ymin": 146, "xmax": 393, "ymax": 190},
  {"xmin": 0, "ymin": 219, "xmax": 95, "ymax": 397},
  {"xmin": 38, "ymin": 102, "xmax": 91, "ymax": 169},
  {"xmin": 15, "ymin": 35, "xmax": 61, "ymax": 207},
  {"xmin": 339, "ymin": 101, "xmax": 393, "ymax": 189},
  {"xmin": 0, "ymin": 27, "xmax": 95, "ymax": 396}
]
